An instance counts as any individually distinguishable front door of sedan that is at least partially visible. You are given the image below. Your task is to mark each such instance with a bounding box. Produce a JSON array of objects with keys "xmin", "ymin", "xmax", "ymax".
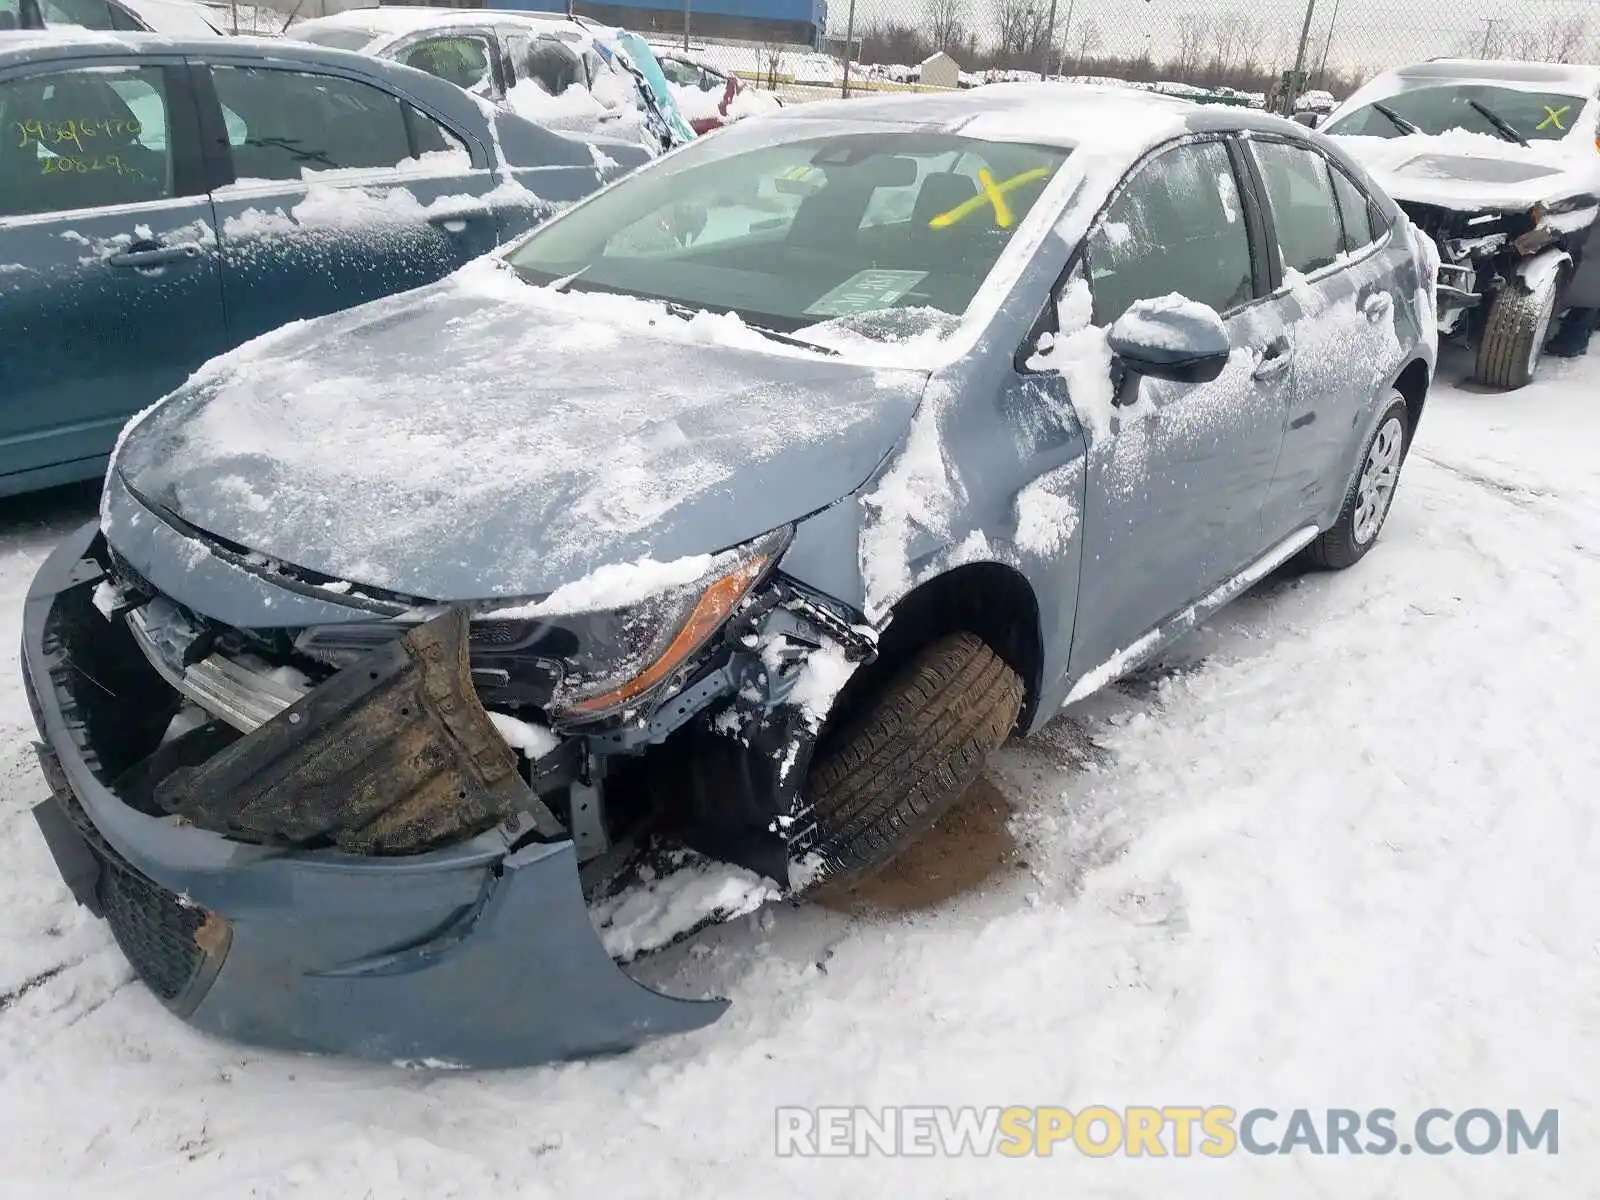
[
  {"xmin": 1061, "ymin": 137, "xmax": 1292, "ymax": 679},
  {"xmin": 0, "ymin": 55, "xmax": 228, "ymax": 493},
  {"xmin": 195, "ymin": 59, "xmax": 505, "ymax": 348}
]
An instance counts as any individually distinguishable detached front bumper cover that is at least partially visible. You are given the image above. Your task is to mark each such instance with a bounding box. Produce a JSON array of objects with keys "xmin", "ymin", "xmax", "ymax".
[{"xmin": 22, "ymin": 521, "xmax": 727, "ymax": 1067}]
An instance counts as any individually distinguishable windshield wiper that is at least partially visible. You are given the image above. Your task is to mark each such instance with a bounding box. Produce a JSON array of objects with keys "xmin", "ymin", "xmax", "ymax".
[
  {"xmin": 1371, "ymin": 103, "xmax": 1420, "ymax": 136},
  {"xmin": 655, "ymin": 299, "xmax": 840, "ymax": 355},
  {"xmin": 1466, "ymin": 98, "xmax": 1529, "ymax": 146}
]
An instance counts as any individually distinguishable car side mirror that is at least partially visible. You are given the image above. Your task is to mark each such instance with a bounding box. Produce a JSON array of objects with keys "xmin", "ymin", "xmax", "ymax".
[
  {"xmin": 1292, "ymin": 111, "xmax": 1323, "ymax": 128},
  {"xmin": 1107, "ymin": 296, "xmax": 1231, "ymax": 387}
]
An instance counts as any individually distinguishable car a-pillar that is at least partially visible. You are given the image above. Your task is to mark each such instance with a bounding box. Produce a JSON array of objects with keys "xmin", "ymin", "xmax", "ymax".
[{"xmin": 788, "ymin": 562, "xmax": 1042, "ymax": 896}]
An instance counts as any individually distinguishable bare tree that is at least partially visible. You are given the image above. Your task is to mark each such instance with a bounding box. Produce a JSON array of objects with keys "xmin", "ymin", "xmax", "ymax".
[
  {"xmin": 760, "ymin": 42, "xmax": 785, "ymax": 89},
  {"xmin": 1235, "ymin": 16, "xmax": 1267, "ymax": 77},
  {"xmin": 994, "ymin": 0, "xmax": 1049, "ymax": 66},
  {"xmin": 1543, "ymin": 15, "xmax": 1587, "ymax": 62},
  {"xmin": 1072, "ymin": 19, "xmax": 1103, "ymax": 72},
  {"xmin": 925, "ymin": 0, "xmax": 965, "ymax": 54},
  {"xmin": 1175, "ymin": 13, "xmax": 1210, "ymax": 80}
]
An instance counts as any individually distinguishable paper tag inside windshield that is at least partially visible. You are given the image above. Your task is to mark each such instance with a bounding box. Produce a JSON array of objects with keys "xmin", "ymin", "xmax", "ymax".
[{"xmin": 804, "ymin": 270, "xmax": 928, "ymax": 317}]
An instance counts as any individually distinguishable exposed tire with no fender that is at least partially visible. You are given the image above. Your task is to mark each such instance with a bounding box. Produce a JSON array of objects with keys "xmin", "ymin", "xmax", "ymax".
[
  {"xmin": 797, "ymin": 632, "xmax": 1025, "ymax": 892},
  {"xmin": 1305, "ymin": 392, "xmax": 1410, "ymax": 571},
  {"xmin": 1475, "ymin": 270, "xmax": 1560, "ymax": 389}
]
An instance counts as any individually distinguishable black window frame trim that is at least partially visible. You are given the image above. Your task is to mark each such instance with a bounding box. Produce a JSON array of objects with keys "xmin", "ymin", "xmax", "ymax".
[
  {"xmin": 0, "ymin": 53, "xmax": 207, "ymax": 217},
  {"xmin": 188, "ymin": 55, "xmax": 490, "ymax": 191}
]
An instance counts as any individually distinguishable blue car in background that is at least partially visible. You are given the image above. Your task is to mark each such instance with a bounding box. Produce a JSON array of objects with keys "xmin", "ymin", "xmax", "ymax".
[{"xmin": 0, "ymin": 32, "xmax": 645, "ymax": 496}]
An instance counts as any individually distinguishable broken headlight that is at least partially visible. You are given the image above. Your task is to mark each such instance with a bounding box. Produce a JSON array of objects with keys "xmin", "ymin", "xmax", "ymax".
[
  {"xmin": 292, "ymin": 527, "xmax": 790, "ymax": 723},
  {"xmin": 510, "ymin": 526, "xmax": 791, "ymax": 722}
]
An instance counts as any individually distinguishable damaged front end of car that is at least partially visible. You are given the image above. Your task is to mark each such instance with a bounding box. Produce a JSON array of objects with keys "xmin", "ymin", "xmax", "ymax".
[{"xmin": 24, "ymin": 502, "xmax": 872, "ymax": 1067}]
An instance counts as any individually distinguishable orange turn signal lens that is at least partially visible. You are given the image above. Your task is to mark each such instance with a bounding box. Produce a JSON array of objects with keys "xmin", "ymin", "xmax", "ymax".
[{"xmin": 566, "ymin": 555, "xmax": 771, "ymax": 715}]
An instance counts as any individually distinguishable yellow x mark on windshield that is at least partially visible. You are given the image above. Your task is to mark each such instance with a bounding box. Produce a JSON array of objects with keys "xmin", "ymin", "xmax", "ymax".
[
  {"xmin": 928, "ymin": 166, "xmax": 1053, "ymax": 230},
  {"xmin": 1537, "ymin": 104, "xmax": 1570, "ymax": 131}
]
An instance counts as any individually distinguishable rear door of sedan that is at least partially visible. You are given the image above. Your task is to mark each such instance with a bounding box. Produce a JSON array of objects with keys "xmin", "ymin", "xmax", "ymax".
[
  {"xmin": 0, "ymin": 49, "xmax": 229, "ymax": 493},
  {"xmin": 1243, "ymin": 135, "xmax": 1406, "ymax": 537},
  {"xmin": 192, "ymin": 51, "xmax": 509, "ymax": 347}
]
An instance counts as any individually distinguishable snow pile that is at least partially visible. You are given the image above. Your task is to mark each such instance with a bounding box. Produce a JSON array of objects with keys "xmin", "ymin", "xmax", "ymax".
[
  {"xmin": 786, "ymin": 639, "xmax": 858, "ymax": 730},
  {"xmin": 1026, "ymin": 276, "xmax": 1116, "ymax": 441},
  {"xmin": 1012, "ymin": 463, "xmax": 1083, "ymax": 557},
  {"xmin": 493, "ymin": 552, "xmax": 714, "ymax": 618},
  {"xmin": 858, "ymin": 380, "xmax": 963, "ymax": 619},
  {"xmin": 1108, "ymin": 292, "xmax": 1226, "ymax": 353},
  {"xmin": 486, "ymin": 712, "xmax": 561, "ymax": 760},
  {"xmin": 590, "ymin": 851, "xmax": 780, "ymax": 961},
  {"xmin": 1331, "ymin": 129, "xmax": 1598, "ymax": 211},
  {"xmin": 505, "ymin": 77, "xmax": 608, "ymax": 127}
]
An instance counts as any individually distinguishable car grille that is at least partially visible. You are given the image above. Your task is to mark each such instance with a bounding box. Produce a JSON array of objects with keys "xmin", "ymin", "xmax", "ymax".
[{"xmin": 55, "ymin": 789, "xmax": 228, "ymax": 1009}]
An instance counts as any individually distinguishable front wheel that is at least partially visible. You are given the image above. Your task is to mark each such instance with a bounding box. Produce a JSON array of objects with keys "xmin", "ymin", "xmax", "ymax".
[
  {"xmin": 1475, "ymin": 269, "xmax": 1561, "ymax": 389},
  {"xmin": 1305, "ymin": 394, "xmax": 1410, "ymax": 571}
]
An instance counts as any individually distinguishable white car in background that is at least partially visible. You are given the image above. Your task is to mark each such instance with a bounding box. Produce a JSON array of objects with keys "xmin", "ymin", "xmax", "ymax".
[
  {"xmin": 1324, "ymin": 59, "xmax": 1600, "ymax": 387},
  {"xmin": 286, "ymin": 6, "xmax": 691, "ymax": 154},
  {"xmin": 1, "ymin": 0, "xmax": 224, "ymax": 33}
]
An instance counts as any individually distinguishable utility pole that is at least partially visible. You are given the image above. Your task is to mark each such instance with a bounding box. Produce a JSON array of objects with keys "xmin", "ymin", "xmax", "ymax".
[
  {"xmin": 1059, "ymin": 0, "xmax": 1076, "ymax": 76},
  {"xmin": 1286, "ymin": 0, "xmax": 1317, "ymax": 115},
  {"xmin": 1480, "ymin": 17, "xmax": 1499, "ymax": 57},
  {"xmin": 1043, "ymin": 0, "xmax": 1059, "ymax": 78},
  {"xmin": 840, "ymin": 0, "xmax": 856, "ymax": 98},
  {"xmin": 1315, "ymin": 0, "xmax": 1342, "ymax": 86},
  {"xmin": 682, "ymin": 0, "xmax": 690, "ymax": 52}
]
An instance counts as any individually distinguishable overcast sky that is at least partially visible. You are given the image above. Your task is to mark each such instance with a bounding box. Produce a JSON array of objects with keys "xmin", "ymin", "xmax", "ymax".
[{"xmin": 839, "ymin": 0, "xmax": 1597, "ymax": 75}]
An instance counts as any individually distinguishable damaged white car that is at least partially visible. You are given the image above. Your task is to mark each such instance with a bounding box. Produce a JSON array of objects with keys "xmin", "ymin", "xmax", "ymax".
[{"xmin": 1325, "ymin": 58, "xmax": 1600, "ymax": 386}]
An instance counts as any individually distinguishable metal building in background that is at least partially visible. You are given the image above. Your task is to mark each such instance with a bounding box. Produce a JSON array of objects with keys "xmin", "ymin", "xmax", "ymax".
[{"xmin": 490, "ymin": 0, "xmax": 826, "ymax": 47}]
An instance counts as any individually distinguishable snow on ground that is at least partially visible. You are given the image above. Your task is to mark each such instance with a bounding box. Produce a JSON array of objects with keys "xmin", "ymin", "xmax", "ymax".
[{"xmin": 1, "ymin": 348, "xmax": 1598, "ymax": 1195}]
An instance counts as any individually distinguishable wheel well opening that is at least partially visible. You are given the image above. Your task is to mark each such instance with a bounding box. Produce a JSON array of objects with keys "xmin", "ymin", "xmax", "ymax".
[
  {"xmin": 1394, "ymin": 359, "xmax": 1430, "ymax": 442},
  {"xmin": 827, "ymin": 562, "xmax": 1044, "ymax": 740}
]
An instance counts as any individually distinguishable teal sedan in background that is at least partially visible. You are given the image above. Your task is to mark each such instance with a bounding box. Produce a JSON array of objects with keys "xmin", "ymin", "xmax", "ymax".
[{"xmin": 0, "ymin": 31, "xmax": 644, "ymax": 496}]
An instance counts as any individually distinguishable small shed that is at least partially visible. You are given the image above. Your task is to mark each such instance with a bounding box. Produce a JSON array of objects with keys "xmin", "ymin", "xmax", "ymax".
[{"xmin": 919, "ymin": 51, "xmax": 961, "ymax": 90}]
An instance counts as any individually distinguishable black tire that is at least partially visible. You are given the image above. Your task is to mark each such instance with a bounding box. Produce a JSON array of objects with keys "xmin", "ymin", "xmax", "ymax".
[
  {"xmin": 1306, "ymin": 393, "xmax": 1410, "ymax": 571},
  {"xmin": 1475, "ymin": 271, "xmax": 1560, "ymax": 389},
  {"xmin": 797, "ymin": 632, "xmax": 1024, "ymax": 892}
]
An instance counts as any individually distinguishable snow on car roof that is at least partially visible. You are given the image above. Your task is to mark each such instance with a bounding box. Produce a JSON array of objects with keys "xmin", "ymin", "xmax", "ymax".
[
  {"xmin": 291, "ymin": 5, "xmax": 583, "ymax": 40},
  {"xmin": 1354, "ymin": 58, "xmax": 1600, "ymax": 100},
  {"xmin": 766, "ymin": 81, "xmax": 1242, "ymax": 152}
]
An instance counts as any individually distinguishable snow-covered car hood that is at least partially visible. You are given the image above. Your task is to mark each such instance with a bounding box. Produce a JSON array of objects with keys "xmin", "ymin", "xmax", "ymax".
[
  {"xmin": 1332, "ymin": 130, "xmax": 1600, "ymax": 212},
  {"xmin": 109, "ymin": 259, "xmax": 929, "ymax": 603}
]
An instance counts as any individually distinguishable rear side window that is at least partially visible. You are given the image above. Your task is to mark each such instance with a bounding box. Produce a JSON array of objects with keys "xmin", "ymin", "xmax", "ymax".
[
  {"xmin": 211, "ymin": 66, "xmax": 469, "ymax": 183},
  {"xmin": 1251, "ymin": 140, "xmax": 1344, "ymax": 276},
  {"xmin": 396, "ymin": 35, "xmax": 494, "ymax": 94},
  {"xmin": 1085, "ymin": 140, "xmax": 1254, "ymax": 325},
  {"xmin": 1328, "ymin": 164, "xmax": 1379, "ymax": 252},
  {"xmin": 0, "ymin": 65, "xmax": 175, "ymax": 218}
]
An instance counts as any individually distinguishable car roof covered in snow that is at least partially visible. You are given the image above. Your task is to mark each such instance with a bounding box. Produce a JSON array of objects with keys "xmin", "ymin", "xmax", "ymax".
[
  {"xmin": 760, "ymin": 81, "xmax": 1304, "ymax": 152},
  {"xmin": 287, "ymin": 5, "xmax": 586, "ymax": 44},
  {"xmin": 1351, "ymin": 58, "xmax": 1600, "ymax": 99}
]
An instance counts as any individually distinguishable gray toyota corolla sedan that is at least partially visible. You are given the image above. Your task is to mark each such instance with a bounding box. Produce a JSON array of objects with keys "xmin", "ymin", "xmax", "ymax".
[{"xmin": 23, "ymin": 83, "xmax": 1438, "ymax": 1067}]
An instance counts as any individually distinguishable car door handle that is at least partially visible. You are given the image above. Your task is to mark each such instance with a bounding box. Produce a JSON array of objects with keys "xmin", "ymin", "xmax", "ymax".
[
  {"xmin": 1362, "ymin": 291, "xmax": 1393, "ymax": 321},
  {"xmin": 106, "ymin": 242, "xmax": 203, "ymax": 269},
  {"xmin": 1252, "ymin": 337, "xmax": 1293, "ymax": 380}
]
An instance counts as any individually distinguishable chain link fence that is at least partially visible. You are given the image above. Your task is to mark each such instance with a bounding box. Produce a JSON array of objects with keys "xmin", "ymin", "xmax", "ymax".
[{"xmin": 640, "ymin": 0, "xmax": 1599, "ymax": 113}]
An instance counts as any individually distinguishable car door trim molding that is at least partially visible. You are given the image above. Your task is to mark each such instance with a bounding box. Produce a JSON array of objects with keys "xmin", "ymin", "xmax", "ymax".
[{"xmin": 1060, "ymin": 523, "xmax": 1320, "ymax": 707}]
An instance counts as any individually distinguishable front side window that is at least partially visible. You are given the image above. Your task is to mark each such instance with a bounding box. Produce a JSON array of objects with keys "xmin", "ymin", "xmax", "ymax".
[
  {"xmin": 1084, "ymin": 140, "xmax": 1254, "ymax": 326},
  {"xmin": 507, "ymin": 131, "xmax": 1068, "ymax": 338},
  {"xmin": 397, "ymin": 35, "xmax": 494, "ymax": 94},
  {"xmin": 0, "ymin": 65, "xmax": 174, "ymax": 218},
  {"xmin": 211, "ymin": 66, "xmax": 468, "ymax": 183},
  {"xmin": 1251, "ymin": 140, "xmax": 1343, "ymax": 277},
  {"xmin": 1325, "ymin": 84, "xmax": 1587, "ymax": 142}
]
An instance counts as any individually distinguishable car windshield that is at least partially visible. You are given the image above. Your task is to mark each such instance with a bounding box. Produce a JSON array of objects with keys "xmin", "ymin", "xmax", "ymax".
[
  {"xmin": 1326, "ymin": 83, "xmax": 1587, "ymax": 142},
  {"xmin": 287, "ymin": 25, "xmax": 380, "ymax": 52},
  {"xmin": 506, "ymin": 130, "xmax": 1068, "ymax": 338}
]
